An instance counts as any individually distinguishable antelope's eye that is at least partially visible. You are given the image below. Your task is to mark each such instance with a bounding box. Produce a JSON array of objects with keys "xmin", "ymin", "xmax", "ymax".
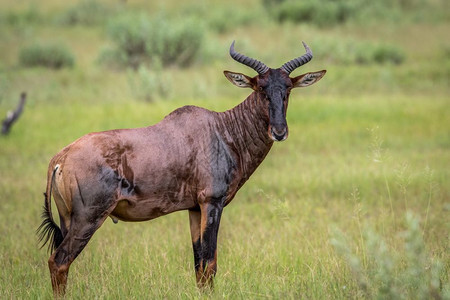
[{"xmin": 259, "ymin": 86, "xmax": 264, "ymax": 91}]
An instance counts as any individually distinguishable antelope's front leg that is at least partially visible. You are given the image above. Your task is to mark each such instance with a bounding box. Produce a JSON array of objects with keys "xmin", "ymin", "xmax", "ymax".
[
  {"xmin": 189, "ymin": 208, "xmax": 202, "ymax": 279},
  {"xmin": 189, "ymin": 201, "xmax": 224, "ymax": 288}
]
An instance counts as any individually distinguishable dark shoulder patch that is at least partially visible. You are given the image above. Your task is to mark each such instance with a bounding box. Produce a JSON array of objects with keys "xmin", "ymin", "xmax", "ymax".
[{"xmin": 210, "ymin": 133, "xmax": 237, "ymax": 199}]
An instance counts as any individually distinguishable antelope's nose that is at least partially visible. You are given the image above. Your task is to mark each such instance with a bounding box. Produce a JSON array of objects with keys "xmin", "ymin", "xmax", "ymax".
[{"xmin": 271, "ymin": 127, "xmax": 288, "ymax": 142}]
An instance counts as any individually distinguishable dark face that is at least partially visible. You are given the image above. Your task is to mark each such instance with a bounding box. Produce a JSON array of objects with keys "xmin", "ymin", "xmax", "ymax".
[
  {"xmin": 257, "ymin": 69, "xmax": 293, "ymax": 142},
  {"xmin": 224, "ymin": 66, "xmax": 326, "ymax": 143},
  {"xmin": 226, "ymin": 40, "xmax": 326, "ymax": 142}
]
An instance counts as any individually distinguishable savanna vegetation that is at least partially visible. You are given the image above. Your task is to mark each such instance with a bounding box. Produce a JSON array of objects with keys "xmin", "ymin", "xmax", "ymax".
[{"xmin": 0, "ymin": 0, "xmax": 449, "ymax": 298}]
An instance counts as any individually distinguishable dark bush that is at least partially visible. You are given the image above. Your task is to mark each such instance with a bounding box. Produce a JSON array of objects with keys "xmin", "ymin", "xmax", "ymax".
[
  {"xmin": 58, "ymin": 0, "xmax": 114, "ymax": 26},
  {"xmin": 270, "ymin": 0, "xmax": 356, "ymax": 27},
  {"xmin": 262, "ymin": 0, "xmax": 286, "ymax": 6},
  {"xmin": 1, "ymin": 5, "xmax": 42, "ymax": 26},
  {"xmin": 274, "ymin": 1, "xmax": 315, "ymax": 23},
  {"xmin": 19, "ymin": 43, "xmax": 75, "ymax": 69},
  {"xmin": 265, "ymin": 0, "xmax": 448, "ymax": 26},
  {"xmin": 372, "ymin": 44, "xmax": 405, "ymax": 65}
]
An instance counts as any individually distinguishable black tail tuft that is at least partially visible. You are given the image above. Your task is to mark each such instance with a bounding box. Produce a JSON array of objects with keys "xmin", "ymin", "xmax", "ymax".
[{"xmin": 36, "ymin": 192, "xmax": 64, "ymax": 253}]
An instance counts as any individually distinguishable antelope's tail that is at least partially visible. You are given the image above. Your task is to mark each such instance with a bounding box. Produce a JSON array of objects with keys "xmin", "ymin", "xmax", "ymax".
[{"xmin": 37, "ymin": 165, "xmax": 64, "ymax": 253}]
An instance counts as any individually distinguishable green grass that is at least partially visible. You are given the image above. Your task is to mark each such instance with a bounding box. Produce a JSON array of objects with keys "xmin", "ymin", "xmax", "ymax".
[
  {"xmin": 1, "ymin": 95, "xmax": 448, "ymax": 298},
  {"xmin": 0, "ymin": 0, "xmax": 449, "ymax": 298}
]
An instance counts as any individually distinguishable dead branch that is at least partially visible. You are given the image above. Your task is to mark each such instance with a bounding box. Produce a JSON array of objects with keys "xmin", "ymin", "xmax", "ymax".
[{"xmin": 1, "ymin": 92, "xmax": 26, "ymax": 135}]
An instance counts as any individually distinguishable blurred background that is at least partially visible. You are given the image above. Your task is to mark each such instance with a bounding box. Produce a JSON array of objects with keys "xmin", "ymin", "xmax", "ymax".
[
  {"xmin": 0, "ymin": 0, "xmax": 449, "ymax": 298},
  {"xmin": 0, "ymin": 0, "xmax": 448, "ymax": 104}
]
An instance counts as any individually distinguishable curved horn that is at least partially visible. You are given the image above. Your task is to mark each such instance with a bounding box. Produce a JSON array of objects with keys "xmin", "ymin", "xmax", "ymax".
[
  {"xmin": 229, "ymin": 41, "xmax": 269, "ymax": 75},
  {"xmin": 280, "ymin": 41, "xmax": 313, "ymax": 74}
]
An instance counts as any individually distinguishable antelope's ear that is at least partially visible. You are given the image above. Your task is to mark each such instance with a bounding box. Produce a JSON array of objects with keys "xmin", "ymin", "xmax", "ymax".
[
  {"xmin": 224, "ymin": 71, "xmax": 256, "ymax": 89},
  {"xmin": 291, "ymin": 70, "xmax": 326, "ymax": 88}
]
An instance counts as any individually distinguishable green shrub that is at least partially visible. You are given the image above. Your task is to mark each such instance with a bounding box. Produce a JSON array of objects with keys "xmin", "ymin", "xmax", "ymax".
[
  {"xmin": 146, "ymin": 16, "xmax": 204, "ymax": 67},
  {"xmin": 19, "ymin": 43, "xmax": 75, "ymax": 69},
  {"xmin": 262, "ymin": 0, "xmax": 286, "ymax": 6},
  {"xmin": 103, "ymin": 13, "xmax": 204, "ymax": 69},
  {"xmin": 104, "ymin": 13, "xmax": 151, "ymax": 69},
  {"xmin": 58, "ymin": 0, "xmax": 114, "ymax": 26},
  {"xmin": 96, "ymin": 47, "xmax": 129, "ymax": 70},
  {"xmin": 330, "ymin": 213, "xmax": 448, "ymax": 299},
  {"xmin": 353, "ymin": 43, "xmax": 405, "ymax": 65},
  {"xmin": 184, "ymin": 4, "xmax": 262, "ymax": 33},
  {"xmin": 1, "ymin": 5, "xmax": 42, "ymax": 26},
  {"xmin": 127, "ymin": 62, "xmax": 171, "ymax": 102},
  {"xmin": 310, "ymin": 37, "xmax": 405, "ymax": 65}
]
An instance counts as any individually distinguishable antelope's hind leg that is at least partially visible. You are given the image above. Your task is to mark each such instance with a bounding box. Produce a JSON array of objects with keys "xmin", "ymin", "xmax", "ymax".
[
  {"xmin": 48, "ymin": 209, "xmax": 113, "ymax": 296},
  {"xmin": 48, "ymin": 179, "xmax": 118, "ymax": 296}
]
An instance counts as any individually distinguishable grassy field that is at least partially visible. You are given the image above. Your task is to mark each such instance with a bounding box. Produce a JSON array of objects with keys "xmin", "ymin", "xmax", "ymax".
[{"xmin": 0, "ymin": 0, "xmax": 449, "ymax": 298}]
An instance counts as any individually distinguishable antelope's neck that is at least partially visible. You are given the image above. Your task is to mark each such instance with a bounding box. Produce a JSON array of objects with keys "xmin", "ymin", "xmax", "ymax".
[{"xmin": 217, "ymin": 92, "xmax": 273, "ymax": 180}]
